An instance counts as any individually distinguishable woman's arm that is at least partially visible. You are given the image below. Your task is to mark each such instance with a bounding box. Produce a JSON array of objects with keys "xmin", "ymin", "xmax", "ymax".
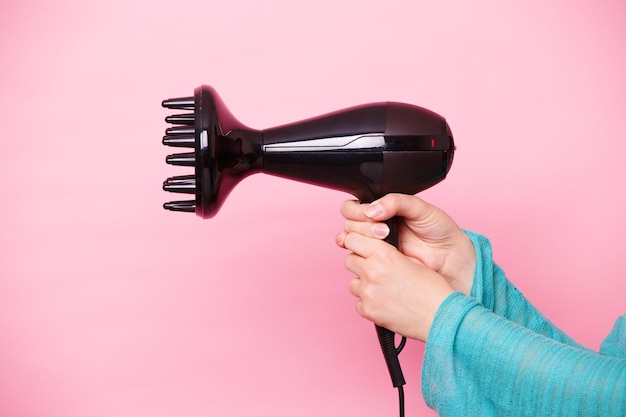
[{"xmin": 423, "ymin": 292, "xmax": 626, "ymax": 417}]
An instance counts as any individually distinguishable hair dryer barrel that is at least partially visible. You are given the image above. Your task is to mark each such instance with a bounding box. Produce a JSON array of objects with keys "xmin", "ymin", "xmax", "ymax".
[
  {"xmin": 162, "ymin": 85, "xmax": 455, "ymax": 218},
  {"xmin": 261, "ymin": 102, "xmax": 454, "ymax": 203}
]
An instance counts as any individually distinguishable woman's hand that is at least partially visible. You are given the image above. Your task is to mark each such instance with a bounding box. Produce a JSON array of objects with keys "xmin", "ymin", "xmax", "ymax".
[
  {"xmin": 337, "ymin": 194, "xmax": 476, "ymax": 296},
  {"xmin": 341, "ymin": 231, "xmax": 453, "ymax": 342}
]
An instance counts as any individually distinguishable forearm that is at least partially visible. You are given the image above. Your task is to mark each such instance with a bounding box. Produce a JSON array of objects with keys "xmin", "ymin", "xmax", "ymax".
[{"xmin": 423, "ymin": 293, "xmax": 626, "ymax": 417}]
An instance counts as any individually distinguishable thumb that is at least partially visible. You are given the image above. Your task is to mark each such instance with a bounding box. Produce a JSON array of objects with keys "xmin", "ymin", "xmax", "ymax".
[{"xmin": 364, "ymin": 194, "xmax": 433, "ymax": 222}]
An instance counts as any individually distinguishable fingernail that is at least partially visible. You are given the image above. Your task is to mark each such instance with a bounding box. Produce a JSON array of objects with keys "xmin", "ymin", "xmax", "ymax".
[
  {"xmin": 335, "ymin": 232, "xmax": 346, "ymax": 247},
  {"xmin": 365, "ymin": 201, "xmax": 384, "ymax": 219},
  {"xmin": 373, "ymin": 223, "xmax": 390, "ymax": 239}
]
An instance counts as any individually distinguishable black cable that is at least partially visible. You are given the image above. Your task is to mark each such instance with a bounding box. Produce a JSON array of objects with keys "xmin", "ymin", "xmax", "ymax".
[
  {"xmin": 397, "ymin": 385, "xmax": 405, "ymax": 417},
  {"xmin": 396, "ymin": 336, "xmax": 406, "ymax": 417},
  {"xmin": 396, "ymin": 336, "xmax": 407, "ymax": 354}
]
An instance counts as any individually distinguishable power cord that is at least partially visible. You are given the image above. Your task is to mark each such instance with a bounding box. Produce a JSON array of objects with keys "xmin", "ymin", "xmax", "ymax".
[
  {"xmin": 397, "ymin": 385, "xmax": 405, "ymax": 417},
  {"xmin": 395, "ymin": 336, "xmax": 407, "ymax": 417}
]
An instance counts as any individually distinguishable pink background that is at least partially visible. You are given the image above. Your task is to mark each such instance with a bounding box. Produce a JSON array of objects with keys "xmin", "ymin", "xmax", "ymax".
[{"xmin": 1, "ymin": 0, "xmax": 625, "ymax": 416}]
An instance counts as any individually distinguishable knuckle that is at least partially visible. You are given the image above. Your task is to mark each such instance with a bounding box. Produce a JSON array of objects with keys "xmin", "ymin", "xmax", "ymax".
[
  {"xmin": 345, "ymin": 220, "xmax": 370, "ymax": 237},
  {"xmin": 368, "ymin": 263, "xmax": 386, "ymax": 283},
  {"xmin": 342, "ymin": 199, "xmax": 361, "ymax": 220},
  {"xmin": 382, "ymin": 193, "xmax": 399, "ymax": 210},
  {"xmin": 360, "ymin": 283, "xmax": 374, "ymax": 303},
  {"xmin": 343, "ymin": 231, "xmax": 360, "ymax": 248},
  {"xmin": 358, "ymin": 296, "xmax": 378, "ymax": 321},
  {"xmin": 344, "ymin": 253, "xmax": 354, "ymax": 270},
  {"xmin": 348, "ymin": 279, "xmax": 359, "ymax": 297},
  {"xmin": 344, "ymin": 220, "xmax": 358, "ymax": 234},
  {"xmin": 378, "ymin": 245, "xmax": 397, "ymax": 263}
]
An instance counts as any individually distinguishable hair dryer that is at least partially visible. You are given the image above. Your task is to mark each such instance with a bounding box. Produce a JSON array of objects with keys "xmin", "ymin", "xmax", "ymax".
[{"xmin": 161, "ymin": 85, "xmax": 455, "ymax": 415}]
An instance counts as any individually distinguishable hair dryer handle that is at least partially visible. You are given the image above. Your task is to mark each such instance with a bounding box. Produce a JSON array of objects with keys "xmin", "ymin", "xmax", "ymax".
[
  {"xmin": 375, "ymin": 216, "xmax": 406, "ymax": 388},
  {"xmin": 375, "ymin": 324, "xmax": 406, "ymax": 387}
]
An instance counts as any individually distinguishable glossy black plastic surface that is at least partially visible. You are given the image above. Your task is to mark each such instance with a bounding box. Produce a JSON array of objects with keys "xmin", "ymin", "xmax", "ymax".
[{"xmin": 162, "ymin": 85, "xmax": 454, "ymax": 218}]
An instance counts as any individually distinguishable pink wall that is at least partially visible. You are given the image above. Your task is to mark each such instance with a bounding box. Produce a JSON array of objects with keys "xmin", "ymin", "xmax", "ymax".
[{"xmin": 1, "ymin": 1, "xmax": 625, "ymax": 416}]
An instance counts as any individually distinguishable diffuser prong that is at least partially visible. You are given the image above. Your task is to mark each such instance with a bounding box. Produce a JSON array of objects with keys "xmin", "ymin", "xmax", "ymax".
[
  {"xmin": 165, "ymin": 113, "xmax": 195, "ymax": 125},
  {"xmin": 165, "ymin": 126, "xmax": 195, "ymax": 135},
  {"xmin": 166, "ymin": 152, "xmax": 195, "ymax": 167},
  {"xmin": 162, "ymin": 134, "xmax": 195, "ymax": 147},
  {"xmin": 163, "ymin": 175, "xmax": 197, "ymax": 194},
  {"xmin": 162, "ymin": 97, "xmax": 194, "ymax": 110},
  {"xmin": 163, "ymin": 200, "xmax": 196, "ymax": 212}
]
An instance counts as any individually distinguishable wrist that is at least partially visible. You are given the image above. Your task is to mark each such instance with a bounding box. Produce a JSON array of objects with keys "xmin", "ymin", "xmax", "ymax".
[
  {"xmin": 440, "ymin": 231, "xmax": 476, "ymax": 296},
  {"xmin": 421, "ymin": 287, "xmax": 455, "ymax": 342}
]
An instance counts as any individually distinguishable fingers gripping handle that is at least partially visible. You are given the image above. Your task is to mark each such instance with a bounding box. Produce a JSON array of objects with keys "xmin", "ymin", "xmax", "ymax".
[{"xmin": 377, "ymin": 216, "xmax": 406, "ymax": 388}]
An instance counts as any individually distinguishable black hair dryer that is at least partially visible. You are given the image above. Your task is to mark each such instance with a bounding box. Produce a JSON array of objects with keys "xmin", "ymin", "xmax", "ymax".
[{"xmin": 161, "ymin": 85, "xmax": 455, "ymax": 415}]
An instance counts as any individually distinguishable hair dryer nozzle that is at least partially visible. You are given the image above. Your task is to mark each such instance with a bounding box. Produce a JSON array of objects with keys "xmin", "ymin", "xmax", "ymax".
[{"xmin": 162, "ymin": 85, "xmax": 263, "ymax": 218}]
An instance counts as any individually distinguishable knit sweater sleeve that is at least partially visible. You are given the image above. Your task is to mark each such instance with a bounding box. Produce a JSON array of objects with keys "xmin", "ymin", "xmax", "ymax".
[
  {"xmin": 601, "ymin": 314, "xmax": 626, "ymax": 358},
  {"xmin": 421, "ymin": 293, "xmax": 626, "ymax": 416},
  {"xmin": 464, "ymin": 230, "xmax": 584, "ymax": 349},
  {"xmin": 420, "ymin": 231, "xmax": 626, "ymax": 415}
]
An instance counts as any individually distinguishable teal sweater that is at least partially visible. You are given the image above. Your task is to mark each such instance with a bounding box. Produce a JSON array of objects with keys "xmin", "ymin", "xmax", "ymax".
[{"xmin": 422, "ymin": 231, "xmax": 626, "ymax": 416}]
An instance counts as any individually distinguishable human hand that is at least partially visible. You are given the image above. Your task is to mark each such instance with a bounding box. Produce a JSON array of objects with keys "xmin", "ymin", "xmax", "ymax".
[
  {"xmin": 341, "ymin": 231, "xmax": 454, "ymax": 342},
  {"xmin": 337, "ymin": 194, "xmax": 476, "ymax": 295}
]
